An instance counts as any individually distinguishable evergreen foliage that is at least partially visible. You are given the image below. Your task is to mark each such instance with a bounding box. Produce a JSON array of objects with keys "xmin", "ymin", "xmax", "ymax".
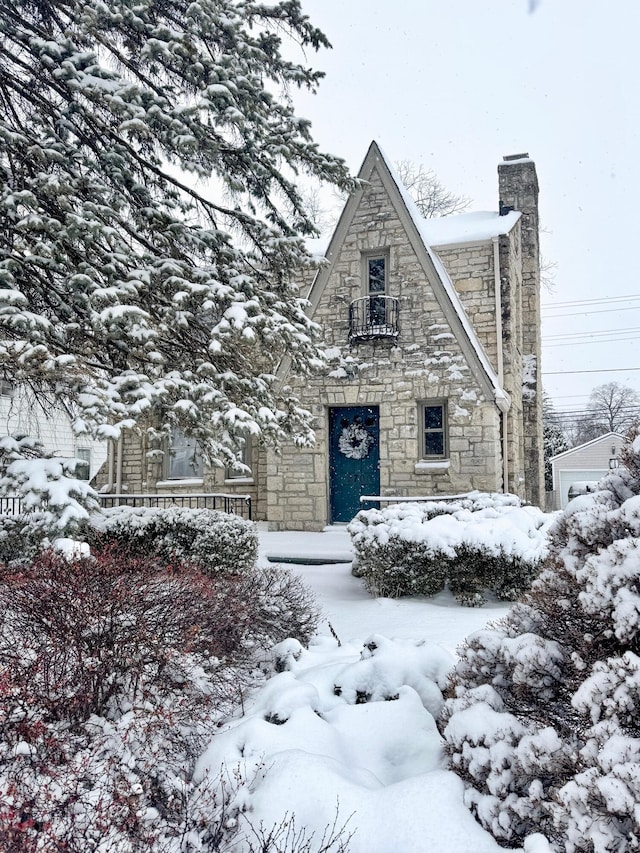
[
  {"xmin": 0, "ymin": 436, "xmax": 98, "ymax": 556},
  {"xmin": 0, "ymin": 0, "xmax": 354, "ymax": 467},
  {"xmin": 89, "ymin": 504, "xmax": 259, "ymax": 575},
  {"xmin": 442, "ymin": 435, "xmax": 640, "ymax": 851},
  {"xmin": 349, "ymin": 494, "xmax": 551, "ymax": 606}
]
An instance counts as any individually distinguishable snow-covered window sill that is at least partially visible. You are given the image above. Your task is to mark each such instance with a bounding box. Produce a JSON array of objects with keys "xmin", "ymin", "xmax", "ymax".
[
  {"xmin": 224, "ymin": 477, "xmax": 254, "ymax": 485},
  {"xmin": 414, "ymin": 460, "xmax": 450, "ymax": 474},
  {"xmin": 155, "ymin": 478, "xmax": 204, "ymax": 489}
]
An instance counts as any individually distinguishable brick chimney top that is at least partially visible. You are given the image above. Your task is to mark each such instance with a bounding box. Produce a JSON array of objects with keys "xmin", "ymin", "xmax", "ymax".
[{"xmin": 503, "ymin": 153, "xmax": 530, "ymax": 161}]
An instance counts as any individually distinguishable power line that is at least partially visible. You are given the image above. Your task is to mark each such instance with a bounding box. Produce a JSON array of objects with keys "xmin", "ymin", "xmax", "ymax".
[
  {"xmin": 544, "ymin": 366, "xmax": 640, "ymax": 375},
  {"xmin": 544, "ymin": 336, "xmax": 640, "ymax": 348},
  {"xmin": 541, "ymin": 294, "xmax": 640, "ymax": 310},
  {"xmin": 544, "ymin": 325, "xmax": 640, "ymax": 341},
  {"xmin": 544, "ymin": 305, "xmax": 640, "ymax": 320},
  {"xmin": 549, "ymin": 404, "xmax": 640, "ymax": 415}
]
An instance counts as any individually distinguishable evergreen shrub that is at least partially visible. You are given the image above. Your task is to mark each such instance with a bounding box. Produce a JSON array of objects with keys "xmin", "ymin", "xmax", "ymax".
[
  {"xmin": 348, "ymin": 492, "xmax": 551, "ymax": 605},
  {"xmin": 441, "ymin": 438, "xmax": 640, "ymax": 850},
  {"xmin": 88, "ymin": 505, "xmax": 258, "ymax": 575}
]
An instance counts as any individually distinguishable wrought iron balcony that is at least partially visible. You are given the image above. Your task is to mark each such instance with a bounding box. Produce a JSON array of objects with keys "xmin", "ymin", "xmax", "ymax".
[{"xmin": 349, "ymin": 295, "xmax": 399, "ymax": 342}]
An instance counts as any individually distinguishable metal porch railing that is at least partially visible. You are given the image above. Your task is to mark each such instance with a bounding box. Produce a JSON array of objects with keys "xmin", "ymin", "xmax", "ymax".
[{"xmin": 98, "ymin": 492, "xmax": 252, "ymax": 519}]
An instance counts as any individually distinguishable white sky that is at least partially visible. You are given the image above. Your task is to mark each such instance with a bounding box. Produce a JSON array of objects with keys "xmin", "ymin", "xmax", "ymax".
[{"xmin": 293, "ymin": 0, "xmax": 640, "ymax": 425}]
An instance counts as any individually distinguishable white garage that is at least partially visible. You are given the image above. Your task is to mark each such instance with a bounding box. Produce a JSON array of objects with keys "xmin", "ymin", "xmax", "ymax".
[{"xmin": 550, "ymin": 432, "xmax": 625, "ymax": 510}]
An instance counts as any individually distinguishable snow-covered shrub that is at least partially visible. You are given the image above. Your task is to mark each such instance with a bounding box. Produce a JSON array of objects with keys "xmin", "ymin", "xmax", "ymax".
[
  {"xmin": 0, "ymin": 546, "xmax": 246, "ymax": 726},
  {"xmin": 89, "ymin": 505, "xmax": 258, "ymax": 575},
  {"xmin": 351, "ymin": 536, "xmax": 448, "ymax": 597},
  {"xmin": 0, "ymin": 546, "xmax": 244, "ymax": 849},
  {"xmin": 0, "ymin": 437, "xmax": 99, "ymax": 563},
  {"xmin": 330, "ymin": 634, "xmax": 453, "ymax": 719},
  {"xmin": 240, "ymin": 564, "xmax": 320, "ymax": 650},
  {"xmin": 442, "ymin": 442, "xmax": 640, "ymax": 851},
  {"xmin": 0, "ymin": 542, "xmax": 320, "ymax": 850},
  {"xmin": 349, "ymin": 493, "xmax": 551, "ymax": 605},
  {"xmin": 0, "ymin": 515, "xmax": 43, "ymax": 566}
]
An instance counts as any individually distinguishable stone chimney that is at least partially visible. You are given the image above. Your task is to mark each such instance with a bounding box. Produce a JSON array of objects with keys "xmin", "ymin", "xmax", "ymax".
[{"xmin": 498, "ymin": 153, "xmax": 543, "ymax": 507}]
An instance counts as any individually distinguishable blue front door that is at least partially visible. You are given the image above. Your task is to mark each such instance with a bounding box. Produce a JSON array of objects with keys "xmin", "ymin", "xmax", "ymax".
[{"xmin": 329, "ymin": 406, "xmax": 380, "ymax": 523}]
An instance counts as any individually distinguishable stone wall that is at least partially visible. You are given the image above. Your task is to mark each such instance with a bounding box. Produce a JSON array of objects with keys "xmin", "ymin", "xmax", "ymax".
[
  {"xmin": 498, "ymin": 156, "xmax": 544, "ymax": 505},
  {"xmin": 267, "ymin": 164, "xmax": 505, "ymax": 530},
  {"xmin": 436, "ymin": 242, "xmax": 498, "ymax": 371}
]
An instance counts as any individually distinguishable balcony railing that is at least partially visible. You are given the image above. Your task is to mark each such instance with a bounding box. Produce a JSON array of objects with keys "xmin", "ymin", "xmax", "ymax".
[
  {"xmin": 0, "ymin": 493, "xmax": 253, "ymax": 520},
  {"xmin": 0, "ymin": 496, "xmax": 23, "ymax": 516},
  {"xmin": 349, "ymin": 295, "xmax": 399, "ymax": 342}
]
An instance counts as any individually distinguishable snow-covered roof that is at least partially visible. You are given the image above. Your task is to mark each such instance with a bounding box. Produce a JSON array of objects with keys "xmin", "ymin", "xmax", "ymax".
[
  {"xmin": 305, "ymin": 191, "xmax": 520, "ymax": 260},
  {"xmin": 420, "ymin": 210, "xmax": 521, "ymax": 247},
  {"xmin": 305, "ymin": 208, "xmax": 520, "ymax": 259}
]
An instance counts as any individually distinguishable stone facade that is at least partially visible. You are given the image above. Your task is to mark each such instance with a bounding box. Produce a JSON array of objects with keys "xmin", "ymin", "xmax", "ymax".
[
  {"xmin": 264, "ymin": 143, "xmax": 543, "ymax": 530},
  {"xmin": 105, "ymin": 142, "xmax": 543, "ymax": 529},
  {"xmin": 498, "ymin": 156, "xmax": 544, "ymax": 505},
  {"xmin": 94, "ymin": 420, "xmax": 263, "ymax": 511}
]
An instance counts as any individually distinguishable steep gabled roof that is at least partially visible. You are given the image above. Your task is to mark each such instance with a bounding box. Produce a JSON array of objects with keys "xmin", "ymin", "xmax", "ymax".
[
  {"xmin": 307, "ymin": 141, "xmax": 510, "ymax": 411},
  {"xmin": 550, "ymin": 431, "xmax": 625, "ymax": 463}
]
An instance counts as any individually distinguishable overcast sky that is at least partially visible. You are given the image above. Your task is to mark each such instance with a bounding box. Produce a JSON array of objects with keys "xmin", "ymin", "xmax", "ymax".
[{"xmin": 293, "ymin": 0, "xmax": 640, "ymax": 426}]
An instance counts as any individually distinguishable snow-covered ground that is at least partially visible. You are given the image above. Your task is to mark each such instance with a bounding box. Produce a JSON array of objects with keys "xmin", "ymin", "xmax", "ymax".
[{"xmin": 194, "ymin": 528, "xmax": 549, "ymax": 852}]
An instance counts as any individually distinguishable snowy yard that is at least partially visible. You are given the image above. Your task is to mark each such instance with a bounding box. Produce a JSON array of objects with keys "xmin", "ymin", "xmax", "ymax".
[{"xmin": 192, "ymin": 528, "xmax": 548, "ymax": 853}]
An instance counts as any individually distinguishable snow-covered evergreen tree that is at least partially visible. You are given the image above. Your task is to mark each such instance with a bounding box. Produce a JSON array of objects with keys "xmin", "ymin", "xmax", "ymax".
[
  {"xmin": 442, "ymin": 433, "xmax": 640, "ymax": 852},
  {"xmin": 0, "ymin": 0, "xmax": 354, "ymax": 467}
]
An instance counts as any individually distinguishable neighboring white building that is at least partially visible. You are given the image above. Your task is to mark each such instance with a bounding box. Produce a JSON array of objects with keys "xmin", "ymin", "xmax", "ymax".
[
  {"xmin": 550, "ymin": 431, "xmax": 625, "ymax": 509},
  {"xmin": 0, "ymin": 382, "xmax": 107, "ymax": 481}
]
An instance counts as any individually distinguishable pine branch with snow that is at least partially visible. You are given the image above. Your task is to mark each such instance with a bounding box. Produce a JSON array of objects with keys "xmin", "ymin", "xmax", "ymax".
[
  {"xmin": 0, "ymin": 435, "xmax": 98, "ymax": 539},
  {"xmin": 0, "ymin": 0, "xmax": 355, "ymax": 467}
]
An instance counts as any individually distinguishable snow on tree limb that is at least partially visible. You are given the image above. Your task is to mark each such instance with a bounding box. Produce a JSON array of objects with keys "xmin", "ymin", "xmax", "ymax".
[
  {"xmin": 0, "ymin": 0, "xmax": 355, "ymax": 465},
  {"xmin": 0, "ymin": 436, "xmax": 99, "ymax": 533}
]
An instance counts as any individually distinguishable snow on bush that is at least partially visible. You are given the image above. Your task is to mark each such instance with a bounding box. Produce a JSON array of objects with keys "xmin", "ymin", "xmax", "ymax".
[
  {"xmin": 349, "ymin": 492, "xmax": 554, "ymax": 605},
  {"xmin": 0, "ymin": 437, "xmax": 99, "ymax": 563},
  {"xmin": 0, "ymin": 539, "xmax": 319, "ymax": 849},
  {"xmin": 442, "ymin": 441, "xmax": 640, "ymax": 851},
  {"xmin": 193, "ymin": 633, "xmax": 457, "ymax": 849},
  {"xmin": 89, "ymin": 504, "xmax": 259, "ymax": 576}
]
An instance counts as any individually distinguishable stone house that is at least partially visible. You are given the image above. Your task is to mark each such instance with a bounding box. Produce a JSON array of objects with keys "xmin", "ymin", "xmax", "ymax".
[{"xmin": 103, "ymin": 141, "xmax": 543, "ymax": 529}]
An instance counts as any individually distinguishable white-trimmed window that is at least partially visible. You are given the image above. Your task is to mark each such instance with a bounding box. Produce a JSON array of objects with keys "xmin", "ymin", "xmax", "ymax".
[
  {"xmin": 167, "ymin": 428, "xmax": 204, "ymax": 479},
  {"xmin": 0, "ymin": 380, "xmax": 14, "ymax": 398},
  {"xmin": 420, "ymin": 400, "xmax": 448, "ymax": 459}
]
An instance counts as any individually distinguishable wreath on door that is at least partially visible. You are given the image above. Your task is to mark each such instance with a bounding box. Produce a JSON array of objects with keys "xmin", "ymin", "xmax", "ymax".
[{"xmin": 338, "ymin": 420, "xmax": 374, "ymax": 460}]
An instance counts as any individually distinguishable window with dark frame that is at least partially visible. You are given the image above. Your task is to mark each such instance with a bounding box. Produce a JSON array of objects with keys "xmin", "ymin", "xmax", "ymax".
[
  {"xmin": 226, "ymin": 441, "xmax": 253, "ymax": 480},
  {"xmin": 421, "ymin": 402, "xmax": 447, "ymax": 459},
  {"xmin": 367, "ymin": 256, "xmax": 387, "ymax": 326}
]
